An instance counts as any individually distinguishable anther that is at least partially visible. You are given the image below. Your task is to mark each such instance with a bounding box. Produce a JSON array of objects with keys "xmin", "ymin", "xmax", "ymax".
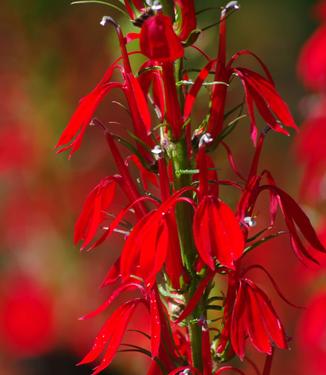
[
  {"xmin": 244, "ymin": 216, "xmax": 257, "ymax": 227},
  {"xmin": 100, "ymin": 16, "xmax": 118, "ymax": 28},
  {"xmin": 151, "ymin": 145, "xmax": 163, "ymax": 160},
  {"xmin": 145, "ymin": 0, "xmax": 162, "ymax": 11},
  {"xmin": 198, "ymin": 133, "xmax": 213, "ymax": 148},
  {"xmin": 224, "ymin": 1, "xmax": 240, "ymax": 12}
]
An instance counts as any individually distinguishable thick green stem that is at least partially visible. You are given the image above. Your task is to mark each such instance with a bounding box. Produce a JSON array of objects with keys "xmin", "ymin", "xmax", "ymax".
[{"xmin": 171, "ymin": 138, "xmax": 204, "ymax": 371}]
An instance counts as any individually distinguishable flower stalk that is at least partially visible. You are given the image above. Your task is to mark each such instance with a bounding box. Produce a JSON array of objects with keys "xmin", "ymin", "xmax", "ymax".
[{"xmin": 57, "ymin": 1, "xmax": 325, "ymax": 374}]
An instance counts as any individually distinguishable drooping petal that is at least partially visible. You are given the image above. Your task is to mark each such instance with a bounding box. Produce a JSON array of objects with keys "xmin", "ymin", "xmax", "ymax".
[
  {"xmin": 126, "ymin": 154, "xmax": 158, "ymax": 190},
  {"xmin": 149, "ymin": 288, "xmax": 162, "ymax": 358},
  {"xmin": 261, "ymin": 185, "xmax": 326, "ymax": 262},
  {"xmin": 162, "ymin": 213, "xmax": 185, "ymax": 289},
  {"xmin": 78, "ymin": 299, "xmax": 140, "ymax": 372},
  {"xmin": 184, "ymin": 59, "xmax": 216, "ymax": 120},
  {"xmin": 245, "ymin": 282, "xmax": 272, "ymax": 355},
  {"xmin": 74, "ymin": 176, "xmax": 118, "ymax": 250},
  {"xmin": 230, "ymin": 280, "xmax": 247, "ymax": 360},
  {"xmin": 174, "ymin": 0, "xmax": 197, "ymax": 41},
  {"xmin": 56, "ymin": 61, "xmax": 122, "ymax": 156},
  {"xmin": 249, "ymin": 282, "xmax": 287, "ymax": 350},
  {"xmin": 100, "ymin": 257, "xmax": 121, "ymax": 288},
  {"xmin": 194, "ymin": 196, "xmax": 245, "ymax": 270},
  {"xmin": 138, "ymin": 61, "xmax": 165, "ymax": 120},
  {"xmin": 235, "ymin": 67, "xmax": 297, "ymax": 136},
  {"xmin": 125, "ymin": 73, "xmax": 152, "ymax": 135}
]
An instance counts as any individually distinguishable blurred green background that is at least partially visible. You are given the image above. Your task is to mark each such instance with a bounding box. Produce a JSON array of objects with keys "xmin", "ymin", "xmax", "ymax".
[{"xmin": 0, "ymin": 1, "xmax": 324, "ymax": 374}]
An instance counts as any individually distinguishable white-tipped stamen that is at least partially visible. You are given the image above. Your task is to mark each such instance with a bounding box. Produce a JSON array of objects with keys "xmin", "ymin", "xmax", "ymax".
[
  {"xmin": 244, "ymin": 216, "xmax": 257, "ymax": 227},
  {"xmin": 199, "ymin": 132, "xmax": 213, "ymax": 148}
]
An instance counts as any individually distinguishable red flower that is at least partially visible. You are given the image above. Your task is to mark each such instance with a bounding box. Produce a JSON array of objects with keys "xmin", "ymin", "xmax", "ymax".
[
  {"xmin": 79, "ymin": 299, "xmax": 143, "ymax": 375},
  {"xmin": 140, "ymin": 14, "xmax": 184, "ymax": 63},
  {"xmin": 297, "ymin": 291, "xmax": 326, "ymax": 375},
  {"xmin": 218, "ymin": 276, "xmax": 287, "ymax": 360},
  {"xmin": 193, "ymin": 144, "xmax": 244, "ymax": 270},
  {"xmin": 0, "ymin": 276, "xmax": 54, "ymax": 357},
  {"xmin": 174, "ymin": 0, "xmax": 197, "ymax": 41},
  {"xmin": 193, "ymin": 196, "xmax": 245, "ymax": 270},
  {"xmin": 56, "ymin": 63, "xmax": 122, "ymax": 156},
  {"xmin": 120, "ymin": 191, "xmax": 187, "ymax": 288},
  {"xmin": 298, "ymin": 25, "xmax": 326, "ymax": 91},
  {"xmin": 295, "ymin": 115, "xmax": 326, "ymax": 202},
  {"xmin": 184, "ymin": 6, "xmax": 297, "ymax": 143},
  {"xmin": 57, "ymin": 20, "xmax": 152, "ymax": 158},
  {"xmin": 74, "ymin": 176, "xmax": 119, "ymax": 250}
]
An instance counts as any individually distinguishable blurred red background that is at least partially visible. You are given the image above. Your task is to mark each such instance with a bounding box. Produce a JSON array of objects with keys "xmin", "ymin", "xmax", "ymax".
[{"xmin": 0, "ymin": 0, "xmax": 325, "ymax": 374}]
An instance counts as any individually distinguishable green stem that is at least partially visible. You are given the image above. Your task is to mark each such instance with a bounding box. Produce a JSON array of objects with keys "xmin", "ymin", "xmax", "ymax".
[{"xmin": 171, "ymin": 138, "xmax": 203, "ymax": 372}]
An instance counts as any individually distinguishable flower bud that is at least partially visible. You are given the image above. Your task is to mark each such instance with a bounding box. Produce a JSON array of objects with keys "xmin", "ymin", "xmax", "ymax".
[{"xmin": 140, "ymin": 14, "xmax": 184, "ymax": 63}]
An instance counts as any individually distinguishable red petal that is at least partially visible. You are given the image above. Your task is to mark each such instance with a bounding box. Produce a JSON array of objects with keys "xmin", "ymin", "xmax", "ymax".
[
  {"xmin": 230, "ymin": 281, "xmax": 247, "ymax": 360},
  {"xmin": 174, "ymin": 0, "xmax": 197, "ymax": 41},
  {"xmin": 126, "ymin": 73, "xmax": 152, "ymax": 135},
  {"xmin": 250, "ymin": 282, "xmax": 287, "ymax": 350},
  {"xmin": 164, "ymin": 213, "xmax": 184, "ymax": 289},
  {"xmin": 78, "ymin": 300, "xmax": 139, "ymax": 369},
  {"xmin": 140, "ymin": 14, "xmax": 184, "ymax": 63},
  {"xmin": 74, "ymin": 177, "xmax": 117, "ymax": 250},
  {"xmin": 56, "ymin": 77, "xmax": 121, "ymax": 156},
  {"xmin": 214, "ymin": 366, "xmax": 246, "ymax": 375},
  {"xmin": 245, "ymin": 281, "xmax": 272, "ymax": 355},
  {"xmin": 90, "ymin": 301, "xmax": 140, "ymax": 375},
  {"xmin": 209, "ymin": 198, "xmax": 245, "ymax": 269},
  {"xmin": 184, "ymin": 59, "xmax": 216, "ymax": 120},
  {"xmin": 149, "ymin": 289, "xmax": 161, "ymax": 358},
  {"xmin": 236, "ymin": 68, "xmax": 297, "ymax": 131},
  {"xmin": 100, "ymin": 257, "xmax": 121, "ymax": 287},
  {"xmin": 193, "ymin": 198, "xmax": 215, "ymax": 269}
]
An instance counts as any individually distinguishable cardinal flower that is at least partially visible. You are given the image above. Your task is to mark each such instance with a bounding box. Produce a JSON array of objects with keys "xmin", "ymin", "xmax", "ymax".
[
  {"xmin": 193, "ymin": 142, "xmax": 244, "ymax": 270},
  {"xmin": 120, "ymin": 190, "xmax": 188, "ymax": 288},
  {"xmin": 140, "ymin": 13, "xmax": 184, "ymax": 139},
  {"xmin": 174, "ymin": 0, "xmax": 197, "ymax": 42},
  {"xmin": 217, "ymin": 276, "xmax": 287, "ymax": 360},
  {"xmin": 79, "ymin": 285, "xmax": 172, "ymax": 375},
  {"xmin": 298, "ymin": 24, "xmax": 326, "ymax": 91},
  {"xmin": 74, "ymin": 176, "xmax": 119, "ymax": 250},
  {"xmin": 140, "ymin": 13, "xmax": 184, "ymax": 63},
  {"xmin": 57, "ymin": 19, "xmax": 152, "ymax": 158},
  {"xmin": 183, "ymin": 3, "xmax": 297, "ymax": 144}
]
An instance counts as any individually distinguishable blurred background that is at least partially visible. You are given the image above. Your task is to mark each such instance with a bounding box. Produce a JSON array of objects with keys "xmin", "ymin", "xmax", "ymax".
[{"xmin": 0, "ymin": 0, "xmax": 325, "ymax": 374}]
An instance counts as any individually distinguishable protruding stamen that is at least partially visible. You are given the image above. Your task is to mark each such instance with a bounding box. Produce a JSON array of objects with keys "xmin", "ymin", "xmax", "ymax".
[
  {"xmin": 100, "ymin": 15, "xmax": 118, "ymax": 28},
  {"xmin": 244, "ymin": 216, "xmax": 257, "ymax": 227},
  {"xmin": 198, "ymin": 132, "xmax": 213, "ymax": 148},
  {"xmin": 146, "ymin": 0, "xmax": 162, "ymax": 11},
  {"xmin": 151, "ymin": 145, "xmax": 163, "ymax": 160},
  {"xmin": 224, "ymin": 1, "xmax": 240, "ymax": 13}
]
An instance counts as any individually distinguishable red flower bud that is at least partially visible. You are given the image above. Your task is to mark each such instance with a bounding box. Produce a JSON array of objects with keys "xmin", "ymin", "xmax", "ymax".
[{"xmin": 140, "ymin": 14, "xmax": 184, "ymax": 63}]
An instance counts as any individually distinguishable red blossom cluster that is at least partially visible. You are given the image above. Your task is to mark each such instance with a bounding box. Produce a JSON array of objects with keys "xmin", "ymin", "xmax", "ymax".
[
  {"xmin": 57, "ymin": 1, "xmax": 325, "ymax": 374},
  {"xmin": 297, "ymin": 0, "xmax": 326, "ymax": 202},
  {"xmin": 295, "ymin": 2, "xmax": 326, "ymax": 374}
]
